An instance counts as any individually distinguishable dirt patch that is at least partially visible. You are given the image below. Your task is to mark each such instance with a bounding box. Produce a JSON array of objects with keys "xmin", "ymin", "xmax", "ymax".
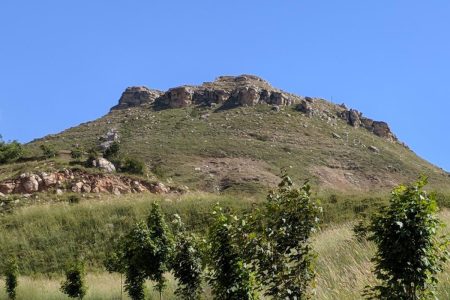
[{"xmin": 191, "ymin": 157, "xmax": 280, "ymax": 191}]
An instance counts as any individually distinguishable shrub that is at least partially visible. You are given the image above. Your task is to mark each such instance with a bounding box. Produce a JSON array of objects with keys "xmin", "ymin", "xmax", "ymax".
[
  {"xmin": 68, "ymin": 195, "xmax": 81, "ymax": 204},
  {"xmin": 365, "ymin": 177, "xmax": 450, "ymax": 299},
  {"xmin": 104, "ymin": 142, "xmax": 120, "ymax": 161},
  {"xmin": 121, "ymin": 158, "xmax": 146, "ymax": 175},
  {"xmin": 60, "ymin": 260, "xmax": 87, "ymax": 299},
  {"xmin": 4, "ymin": 257, "xmax": 18, "ymax": 300},
  {"xmin": 70, "ymin": 147, "xmax": 84, "ymax": 161},
  {"xmin": 40, "ymin": 144, "xmax": 57, "ymax": 158},
  {"xmin": 0, "ymin": 137, "xmax": 23, "ymax": 164}
]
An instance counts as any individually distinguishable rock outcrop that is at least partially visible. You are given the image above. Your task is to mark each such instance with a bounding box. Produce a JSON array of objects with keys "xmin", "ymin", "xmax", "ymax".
[
  {"xmin": 0, "ymin": 170, "xmax": 177, "ymax": 196},
  {"xmin": 92, "ymin": 158, "xmax": 116, "ymax": 173},
  {"xmin": 111, "ymin": 86, "xmax": 163, "ymax": 110},
  {"xmin": 110, "ymin": 74, "xmax": 398, "ymax": 142}
]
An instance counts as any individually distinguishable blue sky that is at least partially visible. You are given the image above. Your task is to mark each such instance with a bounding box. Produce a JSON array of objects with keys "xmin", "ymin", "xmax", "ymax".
[{"xmin": 0, "ymin": 1, "xmax": 449, "ymax": 171}]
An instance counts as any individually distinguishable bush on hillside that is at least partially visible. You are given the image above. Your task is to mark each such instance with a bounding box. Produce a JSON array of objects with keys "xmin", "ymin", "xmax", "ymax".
[
  {"xmin": 120, "ymin": 157, "xmax": 147, "ymax": 175},
  {"xmin": 0, "ymin": 135, "xmax": 23, "ymax": 164},
  {"xmin": 40, "ymin": 144, "xmax": 57, "ymax": 158},
  {"xmin": 60, "ymin": 260, "xmax": 87, "ymax": 299}
]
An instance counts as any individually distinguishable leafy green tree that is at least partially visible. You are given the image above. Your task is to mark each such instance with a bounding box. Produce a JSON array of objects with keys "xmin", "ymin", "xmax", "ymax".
[
  {"xmin": 365, "ymin": 177, "xmax": 450, "ymax": 300},
  {"xmin": 40, "ymin": 144, "xmax": 57, "ymax": 158},
  {"xmin": 243, "ymin": 173, "xmax": 322, "ymax": 299},
  {"xmin": 171, "ymin": 214, "xmax": 203, "ymax": 300},
  {"xmin": 4, "ymin": 257, "xmax": 18, "ymax": 300},
  {"xmin": 60, "ymin": 260, "xmax": 87, "ymax": 299},
  {"xmin": 146, "ymin": 202, "xmax": 174, "ymax": 298},
  {"xmin": 119, "ymin": 221, "xmax": 156, "ymax": 300},
  {"xmin": 0, "ymin": 135, "xmax": 23, "ymax": 164},
  {"xmin": 208, "ymin": 206, "xmax": 258, "ymax": 300},
  {"xmin": 85, "ymin": 147, "xmax": 99, "ymax": 167}
]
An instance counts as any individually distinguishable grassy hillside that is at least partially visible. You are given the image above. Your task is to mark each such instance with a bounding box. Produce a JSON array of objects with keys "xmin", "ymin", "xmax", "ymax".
[{"xmin": 16, "ymin": 104, "xmax": 450, "ymax": 196}]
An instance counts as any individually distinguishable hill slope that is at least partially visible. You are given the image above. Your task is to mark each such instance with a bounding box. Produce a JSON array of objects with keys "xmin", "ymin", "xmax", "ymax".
[{"xmin": 7, "ymin": 75, "xmax": 450, "ymax": 195}]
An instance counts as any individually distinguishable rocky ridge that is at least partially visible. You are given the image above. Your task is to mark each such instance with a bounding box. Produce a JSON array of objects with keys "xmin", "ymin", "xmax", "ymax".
[
  {"xmin": 0, "ymin": 169, "xmax": 176, "ymax": 197},
  {"xmin": 111, "ymin": 75, "xmax": 397, "ymax": 142}
]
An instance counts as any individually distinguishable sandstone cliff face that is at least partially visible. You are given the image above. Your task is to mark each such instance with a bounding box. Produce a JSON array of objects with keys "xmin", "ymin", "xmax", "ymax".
[{"xmin": 110, "ymin": 74, "xmax": 398, "ymax": 142}]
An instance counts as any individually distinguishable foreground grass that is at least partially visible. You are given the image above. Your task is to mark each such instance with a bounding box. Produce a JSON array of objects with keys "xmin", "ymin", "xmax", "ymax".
[{"xmin": 1, "ymin": 210, "xmax": 449, "ymax": 299}]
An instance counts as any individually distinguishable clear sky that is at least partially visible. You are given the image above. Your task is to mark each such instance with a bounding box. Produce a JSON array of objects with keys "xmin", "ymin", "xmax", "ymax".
[{"xmin": 0, "ymin": 1, "xmax": 449, "ymax": 171}]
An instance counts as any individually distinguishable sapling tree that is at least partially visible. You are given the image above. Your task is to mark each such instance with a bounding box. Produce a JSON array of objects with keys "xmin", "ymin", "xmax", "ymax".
[
  {"xmin": 208, "ymin": 206, "xmax": 258, "ymax": 300},
  {"xmin": 171, "ymin": 214, "xmax": 203, "ymax": 300},
  {"xmin": 4, "ymin": 257, "xmax": 18, "ymax": 300},
  {"xmin": 60, "ymin": 260, "xmax": 87, "ymax": 299},
  {"xmin": 243, "ymin": 173, "xmax": 322, "ymax": 299},
  {"xmin": 0, "ymin": 136, "xmax": 23, "ymax": 164},
  {"xmin": 146, "ymin": 202, "xmax": 174, "ymax": 298},
  {"xmin": 365, "ymin": 177, "xmax": 450, "ymax": 300}
]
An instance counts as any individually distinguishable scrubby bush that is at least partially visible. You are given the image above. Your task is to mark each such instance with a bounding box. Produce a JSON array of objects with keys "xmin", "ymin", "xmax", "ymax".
[
  {"xmin": 365, "ymin": 177, "xmax": 450, "ymax": 299},
  {"xmin": 104, "ymin": 141, "xmax": 120, "ymax": 161},
  {"xmin": 0, "ymin": 135, "xmax": 23, "ymax": 164},
  {"xmin": 40, "ymin": 144, "xmax": 57, "ymax": 158},
  {"xmin": 60, "ymin": 260, "xmax": 87, "ymax": 299},
  {"xmin": 70, "ymin": 147, "xmax": 84, "ymax": 161},
  {"xmin": 120, "ymin": 157, "xmax": 146, "ymax": 175}
]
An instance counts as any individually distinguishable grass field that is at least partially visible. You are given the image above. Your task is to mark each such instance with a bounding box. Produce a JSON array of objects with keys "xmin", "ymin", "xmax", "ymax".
[{"xmin": 1, "ymin": 210, "xmax": 449, "ymax": 300}]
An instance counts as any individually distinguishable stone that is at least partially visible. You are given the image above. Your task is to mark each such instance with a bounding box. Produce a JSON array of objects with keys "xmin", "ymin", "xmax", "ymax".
[
  {"xmin": 40, "ymin": 172, "xmax": 57, "ymax": 187},
  {"xmin": 0, "ymin": 182, "xmax": 15, "ymax": 194},
  {"xmin": 111, "ymin": 86, "xmax": 163, "ymax": 110},
  {"xmin": 296, "ymin": 100, "xmax": 313, "ymax": 117},
  {"xmin": 0, "ymin": 192, "xmax": 4, "ymax": 198},
  {"xmin": 20, "ymin": 174, "xmax": 40, "ymax": 193},
  {"xmin": 93, "ymin": 158, "xmax": 116, "ymax": 173},
  {"xmin": 160, "ymin": 86, "xmax": 194, "ymax": 108},
  {"xmin": 152, "ymin": 182, "xmax": 169, "ymax": 194},
  {"xmin": 71, "ymin": 182, "xmax": 84, "ymax": 193},
  {"xmin": 369, "ymin": 146, "xmax": 380, "ymax": 153},
  {"xmin": 271, "ymin": 105, "xmax": 280, "ymax": 112},
  {"xmin": 270, "ymin": 92, "xmax": 290, "ymax": 106},
  {"xmin": 56, "ymin": 189, "xmax": 64, "ymax": 195},
  {"xmin": 372, "ymin": 121, "xmax": 395, "ymax": 140},
  {"xmin": 348, "ymin": 109, "xmax": 362, "ymax": 128},
  {"xmin": 236, "ymin": 87, "xmax": 260, "ymax": 106},
  {"xmin": 81, "ymin": 184, "xmax": 92, "ymax": 193},
  {"xmin": 332, "ymin": 133, "xmax": 341, "ymax": 139}
]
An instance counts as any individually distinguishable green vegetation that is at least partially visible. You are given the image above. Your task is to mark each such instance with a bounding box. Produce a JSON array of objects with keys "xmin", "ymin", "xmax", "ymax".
[
  {"xmin": 4, "ymin": 257, "xmax": 18, "ymax": 300},
  {"xmin": 0, "ymin": 136, "xmax": 23, "ymax": 164},
  {"xmin": 40, "ymin": 144, "xmax": 57, "ymax": 159},
  {"xmin": 365, "ymin": 177, "xmax": 450, "ymax": 299},
  {"xmin": 60, "ymin": 260, "xmax": 87, "ymax": 299}
]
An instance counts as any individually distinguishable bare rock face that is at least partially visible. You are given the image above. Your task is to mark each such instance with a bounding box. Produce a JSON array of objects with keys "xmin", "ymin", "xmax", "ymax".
[
  {"xmin": 99, "ymin": 128, "xmax": 120, "ymax": 151},
  {"xmin": 157, "ymin": 87, "xmax": 194, "ymax": 108},
  {"xmin": 236, "ymin": 87, "xmax": 260, "ymax": 106},
  {"xmin": 372, "ymin": 121, "xmax": 396, "ymax": 141},
  {"xmin": 348, "ymin": 109, "xmax": 362, "ymax": 128},
  {"xmin": 111, "ymin": 86, "xmax": 163, "ymax": 110},
  {"xmin": 92, "ymin": 158, "xmax": 116, "ymax": 173},
  {"xmin": 296, "ymin": 99, "xmax": 314, "ymax": 117}
]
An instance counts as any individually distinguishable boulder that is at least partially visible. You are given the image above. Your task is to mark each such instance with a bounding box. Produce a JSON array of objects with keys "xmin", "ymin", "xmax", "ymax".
[
  {"xmin": 165, "ymin": 87, "xmax": 194, "ymax": 108},
  {"xmin": 19, "ymin": 174, "xmax": 40, "ymax": 193},
  {"xmin": 92, "ymin": 158, "xmax": 116, "ymax": 173},
  {"xmin": 40, "ymin": 172, "xmax": 57, "ymax": 187},
  {"xmin": 152, "ymin": 182, "xmax": 169, "ymax": 194},
  {"xmin": 372, "ymin": 121, "xmax": 395, "ymax": 140},
  {"xmin": 348, "ymin": 109, "xmax": 362, "ymax": 128},
  {"xmin": 236, "ymin": 87, "xmax": 260, "ymax": 106},
  {"xmin": 296, "ymin": 100, "xmax": 313, "ymax": 117},
  {"xmin": 270, "ymin": 92, "xmax": 290, "ymax": 106},
  {"xmin": 369, "ymin": 146, "xmax": 380, "ymax": 153}
]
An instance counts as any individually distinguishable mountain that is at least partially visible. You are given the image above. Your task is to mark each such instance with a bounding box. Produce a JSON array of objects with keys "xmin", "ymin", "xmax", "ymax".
[{"xmin": 3, "ymin": 75, "xmax": 450, "ymax": 196}]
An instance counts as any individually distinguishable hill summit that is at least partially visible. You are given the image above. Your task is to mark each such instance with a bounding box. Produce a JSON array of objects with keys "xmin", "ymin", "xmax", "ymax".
[{"xmin": 12, "ymin": 75, "xmax": 450, "ymax": 195}]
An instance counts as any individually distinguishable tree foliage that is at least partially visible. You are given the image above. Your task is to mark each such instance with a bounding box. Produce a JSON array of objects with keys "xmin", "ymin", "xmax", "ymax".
[
  {"xmin": 243, "ymin": 173, "xmax": 322, "ymax": 299},
  {"xmin": 208, "ymin": 206, "xmax": 258, "ymax": 300},
  {"xmin": 365, "ymin": 177, "xmax": 450, "ymax": 300},
  {"xmin": 60, "ymin": 260, "xmax": 87, "ymax": 299},
  {"xmin": 0, "ymin": 135, "xmax": 23, "ymax": 164},
  {"xmin": 40, "ymin": 144, "xmax": 57, "ymax": 158},
  {"xmin": 120, "ymin": 157, "xmax": 147, "ymax": 175},
  {"xmin": 171, "ymin": 214, "xmax": 203, "ymax": 300},
  {"xmin": 104, "ymin": 141, "xmax": 120, "ymax": 161},
  {"xmin": 4, "ymin": 257, "xmax": 18, "ymax": 300}
]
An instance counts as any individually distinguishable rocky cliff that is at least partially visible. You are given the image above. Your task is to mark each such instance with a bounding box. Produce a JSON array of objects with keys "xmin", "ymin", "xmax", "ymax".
[{"xmin": 111, "ymin": 75, "xmax": 397, "ymax": 142}]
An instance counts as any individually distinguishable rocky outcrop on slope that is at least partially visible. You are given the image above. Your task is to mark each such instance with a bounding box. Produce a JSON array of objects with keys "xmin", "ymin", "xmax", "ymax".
[
  {"xmin": 0, "ymin": 169, "xmax": 177, "ymax": 196},
  {"xmin": 111, "ymin": 86, "xmax": 163, "ymax": 110},
  {"xmin": 110, "ymin": 74, "xmax": 398, "ymax": 142}
]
